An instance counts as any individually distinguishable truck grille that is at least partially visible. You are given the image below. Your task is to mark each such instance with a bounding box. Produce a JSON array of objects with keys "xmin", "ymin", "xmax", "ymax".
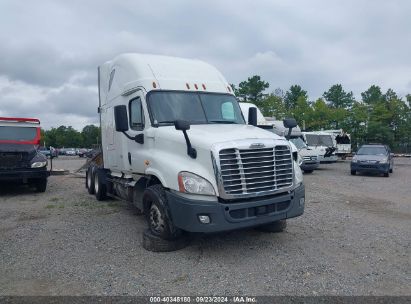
[
  {"xmin": 0, "ymin": 153, "xmax": 28, "ymax": 169},
  {"xmin": 218, "ymin": 145, "xmax": 293, "ymax": 197}
]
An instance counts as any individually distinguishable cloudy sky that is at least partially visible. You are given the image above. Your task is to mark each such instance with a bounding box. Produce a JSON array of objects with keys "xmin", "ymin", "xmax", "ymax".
[{"xmin": 1, "ymin": 0, "xmax": 410, "ymax": 129}]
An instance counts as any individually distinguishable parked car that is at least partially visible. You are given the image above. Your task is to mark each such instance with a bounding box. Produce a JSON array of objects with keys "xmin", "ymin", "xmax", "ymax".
[
  {"xmin": 38, "ymin": 146, "xmax": 58, "ymax": 158},
  {"xmin": 77, "ymin": 148, "xmax": 88, "ymax": 157},
  {"xmin": 350, "ymin": 144, "xmax": 394, "ymax": 177},
  {"xmin": 65, "ymin": 148, "xmax": 76, "ymax": 156},
  {"xmin": 289, "ymin": 137, "xmax": 320, "ymax": 173}
]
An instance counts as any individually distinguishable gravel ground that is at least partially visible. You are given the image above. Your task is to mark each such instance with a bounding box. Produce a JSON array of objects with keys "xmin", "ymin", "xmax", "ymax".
[{"xmin": 0, "ymin": 157, "xmax": 410, "ymax": 296}]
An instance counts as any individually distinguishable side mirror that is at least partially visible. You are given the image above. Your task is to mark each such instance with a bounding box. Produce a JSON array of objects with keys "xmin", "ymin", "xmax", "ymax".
[
  {"xmin": 114, "ymin": 105, "xmax": 129, "ymax": 132},
  {"xmin": 248, "ymin": 107, "xmax": 257, "ymax": 126},
  {"xmin": 283, "ymin": 118, "xmax": 297, "ymax": 140},
  {"xmin": 174, "ymin": 120, "xmax": 190, "ymax": 131},
  {"xmin": 283, "ymin": 118, "xmax": 297, "ymax": 129}
]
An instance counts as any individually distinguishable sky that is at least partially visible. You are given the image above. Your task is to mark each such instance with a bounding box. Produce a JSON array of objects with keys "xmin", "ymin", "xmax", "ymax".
[{"xmin": 1, "ymin": 0, "xmax": 410, "ymax": 130}]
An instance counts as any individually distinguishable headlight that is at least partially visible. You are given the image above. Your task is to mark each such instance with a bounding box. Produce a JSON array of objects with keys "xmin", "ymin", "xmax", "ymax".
[
  {"xmin": 294, "ymin": 161, "xmax": 303, "ymax": 185},
  {"xmin": 31, "ymin": 161, "xmax": 47, "ymax": 168},
  {"xmin": 178, "ymin": 172, "xmax": 215, "ymax": 196},
  {"xmin": 297, "ymin": 154, "xmax": 303, "ymax": 166},
  {"xmin": 379, "ymin": 158, "xmax": 388, "ymax": 164},
  {"xmin": 351, "ymin": 158, "xmax": 358, "ymax": 163}
]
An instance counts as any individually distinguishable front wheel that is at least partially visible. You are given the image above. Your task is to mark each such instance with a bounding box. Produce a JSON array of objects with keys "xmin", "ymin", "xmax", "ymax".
[
  {"xmin": 143, "ymin": 185, "xmax": 182, "ymax": 240},
  {"xmin": 383, "ymin": 172, "xmax": 389, "ymax": 177},
  {"xmin": 86, "ymin": 167, "xmax": 95, "ymax": 194},
  {"xmin": 351, "ymin": 170, "xmax": 356, "ymax": 175},
  {"xmin": 34, "ymin": 178, "xmax": 47, "ymax": 192},
  {"xmin": 256, "ymin": 219, "xmax": 287, "ymax": 233}
]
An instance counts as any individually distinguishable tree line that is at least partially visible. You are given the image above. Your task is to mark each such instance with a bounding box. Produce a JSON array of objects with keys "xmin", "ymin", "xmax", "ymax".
[
  {"xmin": 41, "ymin": 125, "xmax": 101, "ymax": 149},
  {"xmin": 232, "ymin": 76, "xmax": 411, "ymax": 152}
]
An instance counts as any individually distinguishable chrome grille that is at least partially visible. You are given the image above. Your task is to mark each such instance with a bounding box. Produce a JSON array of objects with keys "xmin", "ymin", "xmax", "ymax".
[
  {"xmin": 303, "ymin": 155, "xmax": 317, "ymax": 161},
  {"xmin": 218, "ymin": 145, "xmax": 293, "ymax": 196}
]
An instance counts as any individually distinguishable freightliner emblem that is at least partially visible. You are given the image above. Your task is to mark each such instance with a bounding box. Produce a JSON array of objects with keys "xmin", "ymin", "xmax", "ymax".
[{"xmin": 249, "ymin": 143, "xmax": 265, "ymax": 149}]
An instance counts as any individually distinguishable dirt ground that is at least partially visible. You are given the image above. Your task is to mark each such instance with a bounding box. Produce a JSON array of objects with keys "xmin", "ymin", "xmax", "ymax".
[{"xmin": 0, "ymin": 156, "xmax": 410, "ymax": 296}]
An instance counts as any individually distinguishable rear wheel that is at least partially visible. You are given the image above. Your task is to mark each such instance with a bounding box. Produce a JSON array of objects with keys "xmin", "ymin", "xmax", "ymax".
[
  {"xmin": 94, "ymin": 170, "xmax": 107, "ymax": 201},
  {"xmin": 256, "ymin": 219, "xmax": 287, "ymax": 233},
  {"xmin": 34, "ymin": 178, "xmax": 47, "ymax": 192},
  {"xmin": 143, "ymin": 184, "xmax": 182, "ymax": 240},
  {"xmin": 383, "ymin": 171, "xmax": 389, "ymax": 177},
  {"xmin": 86, "ymin": 167, "xmax": 95, "ymax": 194},
  {"xmin": 350, "ymin": 170, "xmax": 356, "ymax": 175}
]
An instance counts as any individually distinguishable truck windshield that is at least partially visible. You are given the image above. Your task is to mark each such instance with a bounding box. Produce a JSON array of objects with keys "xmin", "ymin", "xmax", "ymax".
[
  {"xmin": 290, "ymin": 137, "xmax": 307, "ymax": 150},
  {"xmin": 0, "ymin": 126, "xmax": 37, "ymax": 142},
  {"xmin": 147, "ymin": 91, "xmax": 245, "ymax": 126},
  {"xmin": 305, "ymin": 134, "xmax": 333, "ymax": 147}
]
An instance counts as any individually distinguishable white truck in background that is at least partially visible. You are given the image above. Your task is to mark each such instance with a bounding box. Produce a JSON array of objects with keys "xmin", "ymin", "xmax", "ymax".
[
  {"xmin": 239, "ymin": 103, "xmax": 320, "ymax": 173},
  {"xmin": 321, "ymin": 129, "xmax": 351, "ymax": 159},
  {"xmin": 302, "ymin": 131, "xmax": 338, "ymax": 163},
  {"xmin": 86, "ymin": 54, "xmax": 305, "ymax": 251}
]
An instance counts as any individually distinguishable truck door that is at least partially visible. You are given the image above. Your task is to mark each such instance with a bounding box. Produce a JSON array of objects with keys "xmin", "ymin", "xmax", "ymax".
[{"xmin": 125, "ymin": 91, "xmax": 146, "ymax": 174}]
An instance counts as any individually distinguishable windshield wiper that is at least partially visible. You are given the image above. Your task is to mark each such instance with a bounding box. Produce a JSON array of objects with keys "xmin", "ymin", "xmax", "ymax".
[{"xmin": 209, "ymin": 120, "xmax": 237, "ymax": 124}]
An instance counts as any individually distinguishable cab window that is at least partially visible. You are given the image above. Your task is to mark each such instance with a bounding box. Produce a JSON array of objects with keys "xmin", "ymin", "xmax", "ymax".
[{"xmin": 129, "ymin": 97, "xmax": 144, "ymax": 130}]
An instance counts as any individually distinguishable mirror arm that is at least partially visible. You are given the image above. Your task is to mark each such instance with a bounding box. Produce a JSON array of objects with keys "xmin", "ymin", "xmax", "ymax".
[
  {"xmin": 121, "ymin": 131, "xmax": 144, "ymax": 144},
  {"xmin": 182, "ymin": 130, "xmax": 197, "ymax": 159}
]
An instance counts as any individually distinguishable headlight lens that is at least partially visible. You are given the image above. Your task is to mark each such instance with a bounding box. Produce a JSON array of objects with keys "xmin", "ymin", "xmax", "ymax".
[
  {"xmin": 297, "ymin": 154, "xmax": 303, "ymax": 166},
  {"xmin": 178, "ymin": 172, "xmax": 215, "ymax": 196},
  {"xmin": 379, "ymin": 158, "xmax": 388, "ymax": 164},
  {"xmin": 294, "ymin": 161, "xmax": 303, "ymax": 185},
  {"xmin": 31, "ymin": 161, "xmax": 47, "ymax": 168},
  {"xmin": 351, "ymin": 158, "xmax": 358, "ymax": 163}
]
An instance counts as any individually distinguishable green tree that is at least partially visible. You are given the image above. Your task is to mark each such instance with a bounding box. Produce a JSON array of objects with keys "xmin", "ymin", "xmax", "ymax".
[
  {"xmin": 361, "ymin": 85, "xmax": 383, "ymax": 104},
  {"xmin": 323, "ymin": 84, "xmax": 354, "ymax": 109},
  {"xmin": 284, "ymin": 85, "xmax": 308, "ymax": 111},
  {"xmin": 81, "ymin": 125, "xmax": 101, "ymax": 148},
  {"xmin": 258, "ymin": 93, "xmax": 287, "ymax": 119},
  {"xmin": 290, "ymin": 95, "xmax": 313, "ymax": 128},
  {"xmin": 236, "ymin": 75, "xmax": 269, "ymax": 103},
  {"xmin": 309, "ymin": 98, "xmax": 332, "ymax": 130}
]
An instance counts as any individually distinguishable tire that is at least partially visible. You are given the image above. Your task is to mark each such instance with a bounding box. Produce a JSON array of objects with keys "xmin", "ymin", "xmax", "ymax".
[
  {"xmin": 389, "ymin": 168, "xmax": 393, "ymax": 173},
  {"xmin": 34, "ymin": 178, "xmax": 47, "ymax": 192},
  {"xmin": 351, "ymin": 170, "xmax": 356, "ymax": 175},
  {"xmin": 383, "ymin": 172, "xmax": 389, "ymax": 177},
  {"xmin": 94, "ymin": 170, "xmax": 107, "ymax": 201},
  {"xmin": 303, "ymin": 170, "xmax": 313, "ymax": 174},
  {"xmin": 256, "ymin": 219, "xmax": 287, "ymax": 233},
  {"xmin": 142, "ymin": 229, "xmax": 189, "ymax": 252},
  {"xmin": 86, "ymin": 167, "xmax": 95, "ymax": 194},
  {"xmin": 143, "ymin": 184, "xmax": 182, "ymax": 240}
]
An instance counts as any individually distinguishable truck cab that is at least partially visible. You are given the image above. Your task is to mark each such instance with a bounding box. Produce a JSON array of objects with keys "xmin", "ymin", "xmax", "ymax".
[
  {"xmin": 87, "ymin": 54, "xmax": 305, "ymax": 247},
  {"xmin": 0, "ymin": 117, "xmax": 49, "ymax": 192}
]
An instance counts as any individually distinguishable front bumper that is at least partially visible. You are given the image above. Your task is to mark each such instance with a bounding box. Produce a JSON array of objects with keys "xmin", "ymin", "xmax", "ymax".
[
  {"xmin": 301, "ymin": 161, "xmax": 319, "ymax": 171},
  {"xmin": 351, "ymin": 162, "xmax": 389, "ymax": 173},
  {"xmin": 166, "ymin": 184, "xmax": 305, "ymax": 233},
  {"xmin": 0, "ymin": 168, "xmax": 49, "ymax": 181}
]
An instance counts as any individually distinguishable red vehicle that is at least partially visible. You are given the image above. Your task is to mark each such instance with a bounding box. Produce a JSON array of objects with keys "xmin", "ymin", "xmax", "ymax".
[{"xmin": 0, "ymin": 117, "xmax": 49, "ymax": 192}]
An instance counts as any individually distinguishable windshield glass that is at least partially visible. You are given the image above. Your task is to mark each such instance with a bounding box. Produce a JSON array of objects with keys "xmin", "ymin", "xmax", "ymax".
[
  {"xmin": 0, "ymin": 126, "xmax": 37, "ymax": 142},
  {"xmin": 305, "ymin": 134, "xmax": 334, "ymax": 147},
  {"xmin": 290, "ymin": 137, "xmax": 307, "ymax": 150},
  {"xmin": 147, "ymin": 92, "xmax": 245, "ymax": 126},
  {"xmin": 357, "ymin": 146, "xmax": 387, "ymax": 155}
]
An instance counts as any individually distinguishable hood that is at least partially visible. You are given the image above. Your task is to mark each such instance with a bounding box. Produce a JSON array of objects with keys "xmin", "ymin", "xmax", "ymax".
[
  {"xmin": 298, "ymin": 147, "xmax": 318, "ymax": 157},
  {"xmin": 0, "ymin": 143, "xmax": 37, "ymax": 155},
  {"xmin": 354, "ymin": 154, "xmax": 388, "ymax": 162},
  {"xmin": 154, "ymin": 124, "xmax": 288, "ymax": 149}
]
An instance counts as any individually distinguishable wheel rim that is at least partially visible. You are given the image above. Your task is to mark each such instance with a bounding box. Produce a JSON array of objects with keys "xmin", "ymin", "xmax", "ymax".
[
  {"xmin": 149, "ymin": 204, "xmax": 165, "ymax": 233},
  {"xmin": 87, "ymin": 171, "xmax": 92, "ymax": 188},
  {"xmin": 94, "ymin": 173, "xmax": 99, "ymax": 193}
]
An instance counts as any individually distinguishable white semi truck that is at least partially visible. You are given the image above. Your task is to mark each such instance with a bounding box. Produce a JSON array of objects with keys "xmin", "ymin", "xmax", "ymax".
[{"xmin": 86, "ymin": 54, "xmax": 305, "ymax": 251}]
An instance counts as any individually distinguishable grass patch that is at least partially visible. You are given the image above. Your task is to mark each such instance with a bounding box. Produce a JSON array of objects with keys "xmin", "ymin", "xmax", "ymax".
[{"xmin": 45, "ymin": 204, "xmax": 56, "ymax": 209}]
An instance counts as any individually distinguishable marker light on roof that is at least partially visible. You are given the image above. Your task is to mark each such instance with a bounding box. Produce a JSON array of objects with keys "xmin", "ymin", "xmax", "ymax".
[
  {"xmin": 152, "ymin": 81, "xmax": 157, "ymax": 88},
  {"xmin": 227, "ymin": 86, "xmax": 231, "ymax": 92},
  {"xmin": 194, "ymin": 84, "xmax": 198, "ymax": 90},
  {"xmin": 186, "ymin": 83, "xmax": 190, "ymax": 89},
  {"xmin": 202, "ymin": 84, "xmax": 206, "ymax": 90}
]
